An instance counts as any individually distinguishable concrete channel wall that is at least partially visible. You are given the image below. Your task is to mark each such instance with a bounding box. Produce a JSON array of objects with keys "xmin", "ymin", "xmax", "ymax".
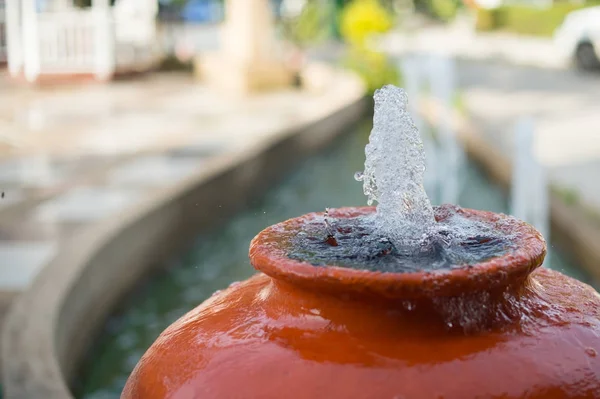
[{"xmin": 1, "ymin": 73, "xmax": 366, "ymax": 398}]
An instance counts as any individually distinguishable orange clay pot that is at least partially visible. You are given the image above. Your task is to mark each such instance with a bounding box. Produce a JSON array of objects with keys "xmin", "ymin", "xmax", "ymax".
[{"xmin": 123, "ymin": 206, "xmax": 600, "ymax": 399}]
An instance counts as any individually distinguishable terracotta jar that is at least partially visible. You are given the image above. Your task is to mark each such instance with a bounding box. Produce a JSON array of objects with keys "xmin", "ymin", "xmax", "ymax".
[{"xmin": 123, "ymin": 207, "xmax": 600, "ymax": 399}]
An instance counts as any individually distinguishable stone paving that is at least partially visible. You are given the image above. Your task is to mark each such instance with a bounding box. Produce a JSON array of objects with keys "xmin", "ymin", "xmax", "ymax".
[{"xmin": 0, "ymin": 70, "xmax": 362, "ymax": 311}]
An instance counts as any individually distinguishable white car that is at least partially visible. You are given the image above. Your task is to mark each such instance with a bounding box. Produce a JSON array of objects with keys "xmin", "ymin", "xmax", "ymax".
[{"xmin": 554, "ymin": 6, "xmax": 600, "ymax": 70}]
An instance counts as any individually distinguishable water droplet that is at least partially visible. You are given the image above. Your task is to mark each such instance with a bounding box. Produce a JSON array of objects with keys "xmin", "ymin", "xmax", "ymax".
[
  {"xmin": 354, "ymin": 171, "xmax": 364, "ymax": 181},
  {"xmin": 585, "ymin": 347, "xmax": 597, "ymax": 357}
]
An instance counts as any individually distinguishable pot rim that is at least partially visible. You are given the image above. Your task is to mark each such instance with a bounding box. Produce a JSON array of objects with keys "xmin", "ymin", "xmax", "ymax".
[{"xmin": 249, "ymin": 205, "xmax": 546, "ymax": 299}]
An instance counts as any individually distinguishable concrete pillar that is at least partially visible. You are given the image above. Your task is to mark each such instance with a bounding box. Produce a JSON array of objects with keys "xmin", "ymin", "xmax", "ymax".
[
  {"xmin": 511, "ymin": 118, "xmax": 535, "ymax": 223},
  {"xmin": 22, "ymin": 0, "xmax": 40, "ymax": 82},
  {"xmin": 5, "ymin": 0, "xmax": 23, "ymax": 76},
  {"xmin": 222, "ymin": 0, "xmax": 274, "ymax": 64},
  {"xmin": 93, "ymin": 0, "xmax": 115, "ymax": 80},
  {"xmin": 197, "ymin": 0, "xmax": 292, "ymax": 95}
]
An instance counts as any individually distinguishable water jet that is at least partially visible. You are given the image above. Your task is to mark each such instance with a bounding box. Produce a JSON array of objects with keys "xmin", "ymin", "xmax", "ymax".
[{"xmin": 123, "ymin": 86, "xmax": 600, "ymax": 399}]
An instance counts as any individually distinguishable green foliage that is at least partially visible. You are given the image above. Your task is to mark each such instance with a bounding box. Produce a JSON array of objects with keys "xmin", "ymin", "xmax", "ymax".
[
  {"xmin": 280, "ymin": 0, "xmax": 332, "ymax": 48},
  {"xmin": 475, "ymin": 8, "xmax": 498, "ymax": 31},
  {"xmin": 498, "ymin": 4, "xmax": 582, "ymax": 36},
  {"xmin": 476, "ymin": 3, "xmax": 585, "ymax": 37},
  {"xmin": 159, "ymin": 0, "xmax": 188, "ymax": 6},
  {"xmin": 73, "ymin": 0, "xmax": 116, "ymax": 7},
  {"xmin": 338, "ymin": 0, "xmax": 398, "ymax": 95},
  {"xmin": 340, "ymin": 0, "xmax": 394, "ymax": 47},
  {"xmin": 453, "ymin": 91, "xmax": 466, "ymax": 115},
  {"xmin": 553, "ymin": 186, "xmax": 580, "ymax": 206},
  {"xmin": 342, "ymin": 48, "xmax": 402, "ymax": 95},
  {"xmin": 428, "ymin": 0, "xmax": 461, "ymax": 22},
  {"xmin": 158, "ymin": 55, "xmax": 193, "ymax": 72}
]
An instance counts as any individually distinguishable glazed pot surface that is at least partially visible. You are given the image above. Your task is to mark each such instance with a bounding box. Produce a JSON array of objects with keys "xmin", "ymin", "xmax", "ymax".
[
  {"xmin": 123, "ymin": 269, "xmax": 600, "ymax": 399},
  {"xmin": 123, "ymin": 207, "xmax": 600, "ymax": 399}
]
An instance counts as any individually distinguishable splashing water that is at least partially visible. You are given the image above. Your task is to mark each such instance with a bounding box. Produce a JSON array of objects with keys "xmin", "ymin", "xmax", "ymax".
[
  {"xmin": 355, "ymin": 85, "xmax": 436, "ymax": 246},
  {"xmin": 289, "ymin": 84, "xmax": 517, "ymax": 273},
  {"xmin": 288, "ymin": 206, "xmax": 516, "ymax": 273}
]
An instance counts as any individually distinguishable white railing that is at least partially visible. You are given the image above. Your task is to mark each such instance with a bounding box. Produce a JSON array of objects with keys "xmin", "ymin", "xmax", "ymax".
[
  {"xmin": 29, "ymin": 8, "xmax": 157, "ymax": 78},
  {"xmin": 37, "ymin": 10, "xmax": 97, "ymax": 73}
]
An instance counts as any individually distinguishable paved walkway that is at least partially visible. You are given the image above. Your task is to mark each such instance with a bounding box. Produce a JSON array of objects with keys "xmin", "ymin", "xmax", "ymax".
[{"xmin": 0, "ymin": 70, "xmax": 362, "ymax": 305}]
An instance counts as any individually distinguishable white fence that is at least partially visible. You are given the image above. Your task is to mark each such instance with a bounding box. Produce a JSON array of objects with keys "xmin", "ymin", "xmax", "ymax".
[
  {"xmin": 37, "ymin": 11, "xmax": 97, "ymax": 73},
  {"xmin": 20, "ymin": 7, "xmax": 157, "ymax": 79}
]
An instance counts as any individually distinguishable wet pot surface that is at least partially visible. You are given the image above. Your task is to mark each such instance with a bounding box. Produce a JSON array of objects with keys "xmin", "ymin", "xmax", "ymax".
[
  {"xmin": 123, "ymin": 208, "xmax": 600, "ymax": 399},
  {"xmin": 123, "ymin": 268, "xmax": 600, "ymax": 399}
]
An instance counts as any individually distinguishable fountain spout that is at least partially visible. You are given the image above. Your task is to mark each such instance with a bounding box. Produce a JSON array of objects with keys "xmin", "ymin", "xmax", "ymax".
[{"xmin": 356, "ymin": 85, "xmax": 435, "ymax": 246}]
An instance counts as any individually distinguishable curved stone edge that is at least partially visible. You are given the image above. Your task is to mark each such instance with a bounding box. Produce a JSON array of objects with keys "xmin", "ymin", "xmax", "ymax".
[{"xmin": 1, "ymin": 69, "xmax": 366, "ymax": 399}]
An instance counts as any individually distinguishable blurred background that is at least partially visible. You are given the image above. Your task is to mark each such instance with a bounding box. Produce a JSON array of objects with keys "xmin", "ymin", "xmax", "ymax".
[{"xmin": 0, "ymin": 0, "xmax": 599, "ymax": 397}]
